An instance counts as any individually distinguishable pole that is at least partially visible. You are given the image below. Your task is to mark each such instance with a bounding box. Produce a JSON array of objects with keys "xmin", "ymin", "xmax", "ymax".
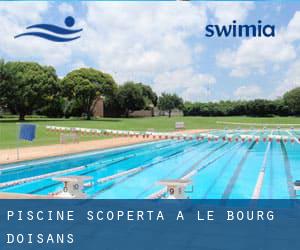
[{"xmin": 16, "ymin": 123, "xmax": 20, "ymax": 160}]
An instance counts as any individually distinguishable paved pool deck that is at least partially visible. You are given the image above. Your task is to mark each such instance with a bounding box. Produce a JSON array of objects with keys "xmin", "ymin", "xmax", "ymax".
[{"xmin": 0, "ymin": 129, "xmax": 206, "ymax": 165}]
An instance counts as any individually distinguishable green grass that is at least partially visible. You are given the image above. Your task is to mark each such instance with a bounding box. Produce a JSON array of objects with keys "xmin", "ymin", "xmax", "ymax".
[{"xmin": 1, "ymin": 116, "xmax": 300, "ymax": 149}]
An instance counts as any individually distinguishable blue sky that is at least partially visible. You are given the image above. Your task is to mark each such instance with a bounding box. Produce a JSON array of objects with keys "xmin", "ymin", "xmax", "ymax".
[{"xmin": 1, "ymin": 1, "xmax": 300, "ymax": 102}]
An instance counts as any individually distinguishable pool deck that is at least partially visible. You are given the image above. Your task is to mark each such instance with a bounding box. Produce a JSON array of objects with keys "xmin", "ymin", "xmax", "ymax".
[
  {"xmin": 0, "ymin": 192, "xmax": 54, "ymax": 199},
  {"xmin": 0, "ymin": 129, "xmax": 206, "ymax": 165}
]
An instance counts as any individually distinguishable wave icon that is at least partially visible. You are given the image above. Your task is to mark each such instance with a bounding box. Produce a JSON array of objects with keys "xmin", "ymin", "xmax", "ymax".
[{"xmin": 14, "ymin": 16, "xmax": 82, "ymax": 42}]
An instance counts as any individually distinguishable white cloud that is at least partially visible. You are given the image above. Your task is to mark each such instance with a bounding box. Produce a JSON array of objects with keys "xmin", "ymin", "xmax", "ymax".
[
  {"xmin": 58, "ymin": 61, "xmax": 88, "ymax": 79},
  {"xmin": 273, "ymin": 60, "xmax": 300, "ymax": 98},
  {"xmin": 3, "ymin": 2, "xmax": 298, "ymax": 102},
  {"xmin": 0, "ymin": 2, "xmax": 212, "ymax": 93},
  {"xmin": 58, "ymin": 3, "xmax": 74, "ymax": 15},
  {"xmin": 286, "ymin": 11, "xmax": 300, "ymax": 42},
  {"xmin": 71, "ymin": 61, "xmax": 88, "ymax": 70},
  {"xmin": 216, "ymin": 11, "xmax": 300, "ymax": 78},
  {"xmin": 153, "ymin": 68, "xmax": 216, "ymax": 101},
  {"xmin": 217, "ymin": 33, "xmax": 296, "ymax": 77},
  {"xmin": 234, "ymin": 85, "xmax": 262, "ymax": 100},
  {"xmin": 0, "ymin": 2, "xmax": 78, "ymax": 67},
  {"xmin": 0, "ymin": 2, "xmax": 48, "ymax": 23},
  {"xmin": 193, "ymin": 44, "xmax": 204, "ymax": 55},
  {"xmin": 207, "ymin": 2, "xmax": 255, "ymax": 24},
  {"xmin": 62, "ymin": 61, "xmax": 89, "ymax": 78},
  {"xmin": 78, "ymin": 2, "xmax": 207, "ymax": 83},
  {"xmin": 268, "ymin": 11, "xmax": 300, "ymax": 98}
]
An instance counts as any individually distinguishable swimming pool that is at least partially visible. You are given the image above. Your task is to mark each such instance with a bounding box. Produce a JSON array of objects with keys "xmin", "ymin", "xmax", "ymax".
[{"xmin": 0, "ymin": 129, "xmax": 299, "ymax": 199}]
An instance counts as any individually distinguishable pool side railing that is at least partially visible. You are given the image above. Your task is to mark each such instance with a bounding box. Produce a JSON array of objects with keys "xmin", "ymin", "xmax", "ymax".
[{"xmin": 45, "ymin": 126, "xmax": 300, "ymax": 144}]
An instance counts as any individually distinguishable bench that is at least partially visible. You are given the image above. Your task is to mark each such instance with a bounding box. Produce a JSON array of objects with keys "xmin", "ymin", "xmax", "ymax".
[{"xmin": 175, "ymin": 122, "xmax": 185, "ymax": 130}]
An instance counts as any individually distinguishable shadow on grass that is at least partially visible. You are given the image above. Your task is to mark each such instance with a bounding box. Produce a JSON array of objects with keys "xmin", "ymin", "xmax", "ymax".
[
  {"xmin": 0, "ymin": 118, "xmax": 123, "ymax": 123},
  {"xmin": 0, "ymin": 119, "xmax": 70, "ymax": 123},
  {"xmin": 86, "ymin": 119, "xmax": 122, "ymax": 122}
]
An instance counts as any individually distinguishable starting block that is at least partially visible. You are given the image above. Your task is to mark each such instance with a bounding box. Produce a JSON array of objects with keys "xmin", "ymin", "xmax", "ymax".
[
  {"xmin": 53, "ymin": 176, "xmax": 91, "ymax": 199},
  {"xmin": 294, "ymin": 180, "xmax": 300, "ymax": 196},
  {"xmin": 158, "ymin": 179, "xmax": 192, "ymax": 199}
]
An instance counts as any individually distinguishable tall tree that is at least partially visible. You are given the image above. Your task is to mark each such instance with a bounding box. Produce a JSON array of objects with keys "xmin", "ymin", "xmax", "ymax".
[
  {"xmin": 158, "ymin": 93, "xmax": 183, "ymax": 118},
  {"xmin": 61, "ymin": 68, "xmax": 117, "ymax": 120},
  {"xmin": 138, "ymin": 83, "xmax": 158, "ymax": 106},
  {"xmin": 0, "ymin": 59, "xmax": 8, "ymax": 109},
  {"xmin": 283, "ymin": 87, "xmax": 300, "ymax": 115},
  {"xmin": 117, "ymin": 82, "xmax": 146, "ymax": 117},
  {"xmin": 0, "ymin": 61, "xmax": 59, "ymax": 120}
]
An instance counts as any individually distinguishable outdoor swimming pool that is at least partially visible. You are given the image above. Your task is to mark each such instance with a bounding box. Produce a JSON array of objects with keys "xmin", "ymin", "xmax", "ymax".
[{"xmin": 0, "ymin": 129, "xmax": 299, "ymax": 199}]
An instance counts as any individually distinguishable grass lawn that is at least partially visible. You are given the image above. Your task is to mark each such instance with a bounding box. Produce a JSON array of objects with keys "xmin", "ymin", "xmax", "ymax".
[{"xmin": 1, "ymin": 116, "xmax": 300, "ymax": 149}]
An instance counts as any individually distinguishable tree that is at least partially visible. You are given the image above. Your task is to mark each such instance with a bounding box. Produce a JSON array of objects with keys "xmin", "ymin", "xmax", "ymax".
[
  {"xmin": 245, "ymin": 99, "xmax": 275, "ymax": 117},
  {"xmin": 0, "ymin": 61, "xmax": 59, "ymax": 121},
  {"xmin": 0, "ymin": 59, "xmax": 9, "ymax": 109},
  {"xmin": 273, "ymin": 99, "xmax": 290, "ymax": 116},
  {"xmin": 138, "ymin": 83, "xmax": 158, "ymax": 107},
  {"xmin": 61, "ymin": 68, "xmax": 117, "ymax": 120},
  {"xmin": 283, "ymin": 87, "xmax": 300, "ymax": 115},
  {"xmin": 158, "ymin": 93, "xmax": 183, "ymax": 118},
  {"xmin": 117, "ymin": 82, "xmax": 146, "ymax": 117}
]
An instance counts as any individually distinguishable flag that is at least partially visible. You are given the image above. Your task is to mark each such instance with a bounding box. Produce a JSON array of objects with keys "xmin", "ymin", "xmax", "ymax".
[{"xmin": 19, "ymin": 124, "xmax": 36, "ymax": 141}]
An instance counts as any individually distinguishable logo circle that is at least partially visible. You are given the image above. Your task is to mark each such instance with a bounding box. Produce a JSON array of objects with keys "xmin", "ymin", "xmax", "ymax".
[{"xmin": 65, "ymin": 16, "xmax": 75, "ymax": 27}]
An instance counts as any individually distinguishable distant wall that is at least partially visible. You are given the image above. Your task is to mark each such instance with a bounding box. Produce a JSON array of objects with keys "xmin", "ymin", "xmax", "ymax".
[
  {"xmin": 130, "ymin": 110, "xmax": 153, "ymax": 117},
  {"xmin": 154, "ymin": 108, "xmax": 183, "ymax": 117},
  {"xmin": 104, "ymin": 107, "xmax": 183, "ymax": 118}
]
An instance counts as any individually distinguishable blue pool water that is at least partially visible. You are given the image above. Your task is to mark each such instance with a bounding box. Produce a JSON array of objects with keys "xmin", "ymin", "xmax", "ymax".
[{"xmin": 1, "ymin": 130, "xmax": 299, "ymax": 199}]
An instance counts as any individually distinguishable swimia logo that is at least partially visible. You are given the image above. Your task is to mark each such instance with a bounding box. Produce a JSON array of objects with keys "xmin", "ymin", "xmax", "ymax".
[
  {"xmin": 205, "ymin": 20, "xmax": 275, "ymax": 38},
  {"xmin": 14, "ymin": 16, "xmax": 83, "ymax": 42}
]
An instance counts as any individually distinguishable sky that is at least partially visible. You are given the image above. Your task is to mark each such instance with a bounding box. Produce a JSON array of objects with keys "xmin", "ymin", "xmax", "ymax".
[{"xmin": 0, "ymin": 1, "xmax": 300, "ymax": 102}]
